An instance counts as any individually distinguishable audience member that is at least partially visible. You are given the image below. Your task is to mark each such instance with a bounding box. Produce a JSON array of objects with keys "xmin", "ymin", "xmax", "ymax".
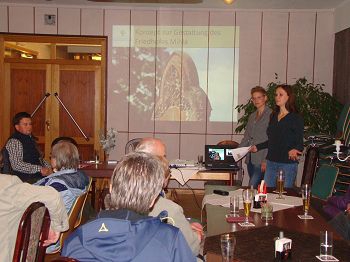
[
  {"xmin": 35, "ymin": 141, "xmax": 89, "ymax": 212},
  {"xmin": 62, "ymin": 152, "xmax": 195, "ymax": 261},
  {"xmin": 239, "ymin": 86, "xmax": 271, "ymax": 188},
  {"xmin": 251, "ymin": 85, "xmax": 304, "ymax": 188},
  {"xmin": 323, "ymin": 186, "xmax": 350, "ymax": 219},
  {"xmin": 4, "ymin": 112, "xmax": 51, "ymax": 183},
  {"xmin": 0, "ymin": 174, "xmax": 69, "ymax": 261},
  {"xmin": 329, "ymin": 203, "xmax": 350, "ymax": 241},
  {"xmin": 136, "ymin": 137, "xmax": 203, "ymax": 256}
]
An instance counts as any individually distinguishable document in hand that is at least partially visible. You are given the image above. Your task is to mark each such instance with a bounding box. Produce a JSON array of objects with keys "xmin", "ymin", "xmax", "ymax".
[{"xmin": 231, "ymin": 146, "xmax": 251, "ymax": 162}]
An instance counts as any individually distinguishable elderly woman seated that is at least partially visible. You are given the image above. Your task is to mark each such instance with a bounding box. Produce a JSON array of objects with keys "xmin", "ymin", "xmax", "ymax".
[{"xmin": 35, "ymin": 141, "xmax": 89, "ymax": 212}]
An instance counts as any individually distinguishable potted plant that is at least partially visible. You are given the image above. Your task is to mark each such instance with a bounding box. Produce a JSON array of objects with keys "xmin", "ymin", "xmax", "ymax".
[{"xmin": 235, "ymin": 76, "xmax": 343, "ymax": 136}]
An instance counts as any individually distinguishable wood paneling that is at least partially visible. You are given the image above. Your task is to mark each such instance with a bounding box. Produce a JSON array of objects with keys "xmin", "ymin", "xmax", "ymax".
[
  {"xmin": 0, "ymin": 6, "xmax": 8, "ymax": 32},
  {"xmin": 9, "ymin": 6, "xmax": 34, "ymax": 33},
  {"xmin": 58, "ymin": 8, "xmax": 80, "ymax": 35},
  {"xmin": 59, "ymin": 68, "xmax": 95, "ymax": 138},
  {"xmin": 35, "ymin": 7, "xmax": 57, "ymax": 35},
  {"xmin": 260, "ymin": 12, "xmax": 289, "ymax": 86},
  {"xmin": 129, "ymin": 10, "xmax": 156, "ymax": 133},
  {"xmin": 314, "ymin": 11, "xmax": 334, "ymax": 94},
  {"xmin": 81, "ymin": 8, "xmax": 104, "ymax": 36},
  {"xmin": 104, "ymin": 9, "xmax": 130, "ymax": 133},
  {"xmin": 333, "ymin": 27, "xmax": 350, "ymax": 104},
  {"xmin": 287, "ymin": 12, "xmax": 316, "ymax": 84}
]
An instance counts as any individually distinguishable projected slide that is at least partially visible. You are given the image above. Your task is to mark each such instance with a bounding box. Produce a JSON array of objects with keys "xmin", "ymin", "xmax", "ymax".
[{"xmin": 112, "ymin": 25, "xmax": 239, "ymax": 123}]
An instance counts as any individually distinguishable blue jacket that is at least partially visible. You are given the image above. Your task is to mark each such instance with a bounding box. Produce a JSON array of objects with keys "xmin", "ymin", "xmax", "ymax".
[
  {"xmin": 35, "ymin": 169, "xmax": 89, "ymax": 212},
  {"xmin": 62, "ymin": 209, "xmax": 196, "ymax": 262}
]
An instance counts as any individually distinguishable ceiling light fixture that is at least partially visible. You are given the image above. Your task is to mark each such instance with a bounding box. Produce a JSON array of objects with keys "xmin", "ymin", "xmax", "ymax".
[{"xmin": 224, "ymin": 0, "xmax": 234, "ymax": 5}]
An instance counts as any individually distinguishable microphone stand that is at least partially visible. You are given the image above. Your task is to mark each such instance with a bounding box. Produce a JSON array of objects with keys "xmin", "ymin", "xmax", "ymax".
[
  {"xmin": 54, "ymin": 92, "xmax": 89, "ymax": 141},
  {"xmin": 31, "ymin": 93, "xmax": 51, "ymax": 117}
]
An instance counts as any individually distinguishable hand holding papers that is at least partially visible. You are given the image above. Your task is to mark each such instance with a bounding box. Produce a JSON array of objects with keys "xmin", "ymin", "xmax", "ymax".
[{"xmin": 231, "ymin": 146, "xmax": 251, "ymax": 162}]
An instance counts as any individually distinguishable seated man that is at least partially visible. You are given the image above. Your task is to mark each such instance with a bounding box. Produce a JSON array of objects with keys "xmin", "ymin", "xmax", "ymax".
[
  {"xmin": 323, "ymin": 185, "xmax": 350, "ymax": 220},
  {"xmin": 329, "ymin": 203, "xmax": 350, "ymax": 241},
  {"xmin": 136, "ymin": 138, "xmax": 203, "ymax": 256},
  {"xmin": 62, "ymin": 152, "xmax": 195, "ymax": 262},
  {"xmin": 0, "ymin": 174, "xmax": 69, "ymax": 261},
  {"xmin": 4, "ymin": 112, "xmax": 51, "ymax": 183},
  {"xmin": 35, "ymin": 141, "xmax": 89, "ymax": 212}
]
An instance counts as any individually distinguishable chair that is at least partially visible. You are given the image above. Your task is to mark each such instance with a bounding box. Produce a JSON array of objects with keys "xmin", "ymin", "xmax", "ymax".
[
  {"xmin": 45, "ymin": 178, "xmax": 92, "ymax": 260},
  {"xmin": 13, "ymin": 202, "xmax": 51, "ymax": 262},
  {"xmin": 50, "ymin": 257, "xmax": 79, "ymax": 262},
  {"xmin": 125, "ymin": 138, "xmax": 142, "ymax": 154},
  {"xmin": 311, "ymin": 165, "xmax": 339, "ymax": 200},
  {"xmin": 300, "ymin": 145, "xmax": 319, "ymax": 186}
]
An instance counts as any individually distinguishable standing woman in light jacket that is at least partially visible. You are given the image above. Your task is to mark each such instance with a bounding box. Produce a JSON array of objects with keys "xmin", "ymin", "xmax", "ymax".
[
  {"xmin": 240, "ymin": 86, "xmax": 271, "ymax": 188},
  {"xmin": 251, "ymin": 84, "xmax": 304, "ymax": 188}
]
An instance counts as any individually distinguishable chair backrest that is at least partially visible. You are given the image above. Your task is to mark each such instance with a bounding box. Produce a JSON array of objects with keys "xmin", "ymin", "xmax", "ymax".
[
  {"xmin": 301, "ymin": 146, "xmax": 319, "ymax": 186},
  {"xmin": 336, "ymin": 104, "xmax": 350, "ymax": 146},
  {"xmin": 311, "ymin": 165, "xmax": 339, "ymax": 200},
  {"xmin": 51, "ymin": 257, "xmax": 79, "ymax": 262},
  {"xmin": 1, "ymin": 146, "xmax": 13, "ymax": 174},
  {"xmin": 125, "ymin": 138, "xmax": 142, "ymax": 154},
  {"xmin": 13, "ymin": 202, "xmax": 50, "ymax": 262},
  {"xmin": 46, "ymin": 178, "xmax": 92, "ymax": 255}
]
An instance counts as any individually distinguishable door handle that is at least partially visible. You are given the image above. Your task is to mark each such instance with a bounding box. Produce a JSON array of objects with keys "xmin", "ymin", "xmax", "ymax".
[{"xmin": 45, "ymin": 120, "xmax": 50, "ymax": 131}]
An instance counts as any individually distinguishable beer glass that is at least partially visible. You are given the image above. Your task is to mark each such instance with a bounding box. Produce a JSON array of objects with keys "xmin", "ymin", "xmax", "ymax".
[
  {"xmin": 221, "ymin": 233, "xmax": 236, "ymax": 262},
  {"xmin": 242, "ymin": 189, "xmax": 254, "ymax": 225},
  {"xmin": 276, "ymin": 170, "xmax": 285, "ymax": 199},
  {"xmin": 301, "ymin": 184, "xmax": 311, "ymax": 218},
  {"xmin": 229, "ymin": 195, "xmax": 240, "ymax": 217},
  {"xmin": 320, "ymin": 231, "xmax": 333, "ymax": 260}
]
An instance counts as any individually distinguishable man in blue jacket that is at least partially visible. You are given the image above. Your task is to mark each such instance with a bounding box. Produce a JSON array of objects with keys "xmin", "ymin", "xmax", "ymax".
[{"xmin": 62, "ymin": 152, "xmax": 195, "ymax": 262}]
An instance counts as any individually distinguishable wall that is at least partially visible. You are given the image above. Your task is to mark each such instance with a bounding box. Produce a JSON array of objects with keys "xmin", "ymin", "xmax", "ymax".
[
  {"xmin": 335, "ymin": 0, "xmax": 350, "ymax": 33},
  {"xmin": 0, "ymin": 4, "xmax": 335, "ymax": 164}
]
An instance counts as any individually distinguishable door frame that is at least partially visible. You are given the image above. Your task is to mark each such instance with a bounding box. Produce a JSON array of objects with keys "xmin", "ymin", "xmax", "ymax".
[{"xmin": 0, "ymin": 34, "xmax": 107, "ymax": 160}]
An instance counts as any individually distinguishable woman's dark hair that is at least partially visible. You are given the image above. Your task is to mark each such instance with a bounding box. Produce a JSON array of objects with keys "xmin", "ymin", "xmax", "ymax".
[{"xmin": 274, "ymin": 84, "xmax": 298, "ymax": 114}]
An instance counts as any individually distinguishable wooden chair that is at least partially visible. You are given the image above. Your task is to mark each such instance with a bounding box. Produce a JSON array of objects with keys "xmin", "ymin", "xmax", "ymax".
[
  {"xmin": 125, "ymin": 138, "xmax": 142, "ymax": 154},
  {"xmin": 13, "ymin": 202, "xmax": 51, "ymax": 262},
  {"xmin": 50, "ymin": 257, "xmax": 79, "ymax": 262},
  {"xmin": 300, "ymin": 145, "xmax": 319, "ymax": 186},
  {"xmin": 45, "ymin": 178, "xmax": 92, "ymax": 260}
]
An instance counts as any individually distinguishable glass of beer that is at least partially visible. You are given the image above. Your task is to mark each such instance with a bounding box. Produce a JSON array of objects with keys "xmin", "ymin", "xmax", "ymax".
[
  {"xmin": 301, "ymin": 184, "xmax": 311, "ymax": 218},
  {"xmin": 242, "ymin": 189, "xmax": 254, "ymax": 225},
  {"xmin": 276, "ymin": 170, "xmax": 285, "ymax": 199}
]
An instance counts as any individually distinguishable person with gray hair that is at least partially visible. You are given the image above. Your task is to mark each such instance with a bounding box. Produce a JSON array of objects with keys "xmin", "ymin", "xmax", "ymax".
[
  {"xmin": 35, "ymin": 141, "xmax": 89, "ymax": 212},
  {"xmin": 62, "ymin": 152, "xmax": 195, "ymax": 262},
  {"xmin": 136, "ymin": 137, "xmax": 203, "ymax": 257}
]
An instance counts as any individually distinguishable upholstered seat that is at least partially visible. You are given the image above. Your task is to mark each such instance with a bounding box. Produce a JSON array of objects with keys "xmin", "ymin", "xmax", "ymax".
[{"xmin": 13, "ymin": 202, "xmax": 50, "ymax": 262}]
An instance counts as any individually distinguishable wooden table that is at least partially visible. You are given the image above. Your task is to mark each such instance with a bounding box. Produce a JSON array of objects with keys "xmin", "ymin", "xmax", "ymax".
[
  {"xmin": 80, "ymin": 162, "xmax": 237, "ymax": 210},
  {"xmin": 204, "ymin": 188, "xmax": 349, "ymax": 261}
]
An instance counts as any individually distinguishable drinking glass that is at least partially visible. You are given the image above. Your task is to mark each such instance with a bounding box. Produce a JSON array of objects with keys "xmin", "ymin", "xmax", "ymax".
[
  {"xmin": 229, "ymin": 195, "xmax": 240, "ymax": 217},
  {"xmin": 197, "ymin": 155, "xmax": 204, "ymax": 168},
  {"xmin": 261, "ymin": 202, "xmax": 273, "ymax": 224},
  {"xmin": 221, "ymin": 233, "xmax": 236, "ymax": 262},
  {"xmin": 320, "ymin": 231, "xmax": 333, "ymax": 260},
  {"xmin": 301, "ymin": 184, "xmax": 311, "ymax": 218},
  {"xmin": 242, "ymin": 189, "xmax": 254, "ymax": 225},
  {"xmin": 276, "ymin": 170, "xmax": 285, "ymax": 199}
]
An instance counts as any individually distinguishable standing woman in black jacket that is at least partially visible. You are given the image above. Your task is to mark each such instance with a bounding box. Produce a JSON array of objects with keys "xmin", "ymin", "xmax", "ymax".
[{"xmin": 251, "ymin": 84, "xmax": 304, "ymax": 188}]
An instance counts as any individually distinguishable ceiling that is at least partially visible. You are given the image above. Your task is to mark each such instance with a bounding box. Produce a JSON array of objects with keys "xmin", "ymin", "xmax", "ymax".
[{"xmin": 0, "ymin": 0, "xmax": 348, "ymax": 10}]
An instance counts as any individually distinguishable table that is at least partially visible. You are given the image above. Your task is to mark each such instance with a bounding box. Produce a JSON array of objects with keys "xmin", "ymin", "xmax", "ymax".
[
  {"xmin": 80, "ymin": 162, "xmax": 236, "ymax": 210},
  {"xmin": 203, "ymin": 187, "xmax": 350, "ymax": 261}
]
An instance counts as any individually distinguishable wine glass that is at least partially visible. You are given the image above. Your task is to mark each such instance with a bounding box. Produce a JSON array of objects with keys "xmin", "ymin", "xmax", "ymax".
[
  {"xmin": 276, "ymin": 170, "xmax": 285, "ymax": 199},
  {"xmin": 242, "ymin": 189, "xmax": 254, "ymax": 225},
  {"xmin": 300, "ymin": 184, "xmax": 311, "ymax": 218}
]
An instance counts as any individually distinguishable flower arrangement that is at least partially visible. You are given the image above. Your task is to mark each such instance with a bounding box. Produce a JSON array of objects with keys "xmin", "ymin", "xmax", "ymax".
[{"xmin": 99, "ymin": 128, "xmax": 117, "ymax": 155}]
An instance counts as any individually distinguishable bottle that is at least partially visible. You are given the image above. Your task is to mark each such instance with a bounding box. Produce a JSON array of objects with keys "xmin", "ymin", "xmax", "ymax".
[{"xmin": 275, "ymin": 231, "xmax": 292, "ymax": 260}]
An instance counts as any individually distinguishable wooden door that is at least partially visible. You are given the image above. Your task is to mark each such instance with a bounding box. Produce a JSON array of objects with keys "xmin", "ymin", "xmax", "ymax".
[
  {"xmin": 3, "ymin": 62, "xmax": 51, "ymax": 157},
  {"xmin": 52, "ymin": 64, "xmax": 102, "ymax": 160}
]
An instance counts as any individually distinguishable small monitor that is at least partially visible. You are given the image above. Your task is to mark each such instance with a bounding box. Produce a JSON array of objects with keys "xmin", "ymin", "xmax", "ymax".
[{"xmin": 205, "ymin": 145, "xmax": 239, "ymax": 170}]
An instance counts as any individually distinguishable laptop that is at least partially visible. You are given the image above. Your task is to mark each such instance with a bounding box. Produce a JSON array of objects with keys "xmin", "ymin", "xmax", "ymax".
[{"xmin": 205, "ymin": 145, "xmax": 240, "ymax": 170}]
